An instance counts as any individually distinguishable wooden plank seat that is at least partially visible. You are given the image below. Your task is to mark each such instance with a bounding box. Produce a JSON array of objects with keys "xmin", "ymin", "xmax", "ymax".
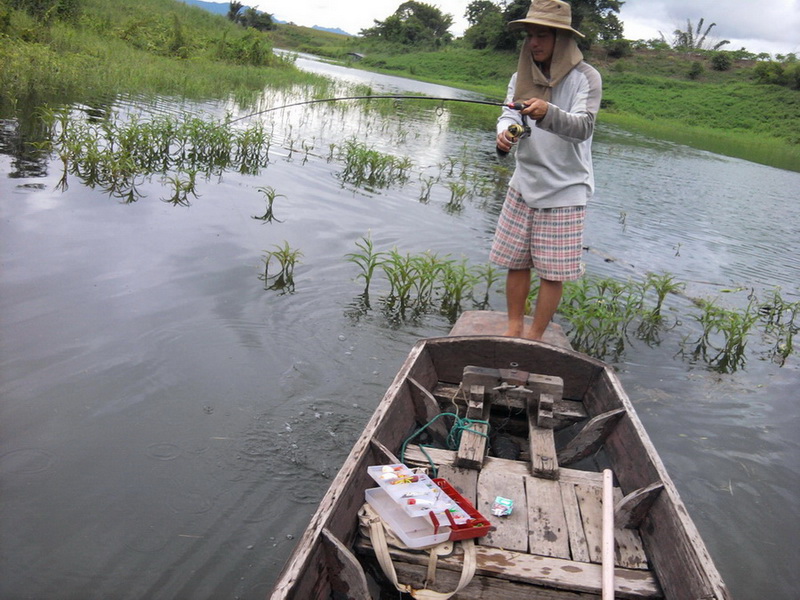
[{"xmin": 354, "ymin": 538, "xmax": 662, "ymax": 599}]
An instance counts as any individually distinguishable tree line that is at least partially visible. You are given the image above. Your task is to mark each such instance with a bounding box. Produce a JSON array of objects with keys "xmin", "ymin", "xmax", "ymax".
[{"xmin": 360, "ymin": 0, "xmax": 623, "ymax": 50}]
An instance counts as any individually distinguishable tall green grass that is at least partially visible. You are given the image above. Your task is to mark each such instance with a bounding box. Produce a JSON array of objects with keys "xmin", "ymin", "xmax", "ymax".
[
  {"xmin": 0, "ymin": 0, "xmax": 326, "ymax": 111},
  {"xmin": 600, "ymin": 112, "xmax": 800, "ymax": 172}
]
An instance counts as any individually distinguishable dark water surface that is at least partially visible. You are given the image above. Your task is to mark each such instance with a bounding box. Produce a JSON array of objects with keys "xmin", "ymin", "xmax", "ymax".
[{"xmin": 2, "ymin": 54, "xmax": 799, "ymax": 599}]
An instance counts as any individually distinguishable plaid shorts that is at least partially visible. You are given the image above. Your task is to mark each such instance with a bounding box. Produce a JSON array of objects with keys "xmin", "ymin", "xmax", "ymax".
[{"xmin": 489, "ymin": 187, "xmax": 585, "ymax": 281}]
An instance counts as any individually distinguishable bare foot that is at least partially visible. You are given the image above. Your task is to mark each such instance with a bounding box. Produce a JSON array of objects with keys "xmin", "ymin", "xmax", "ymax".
[{"xmin": 502, "ymin": 321, "xmax": 524, "ymax": 337}]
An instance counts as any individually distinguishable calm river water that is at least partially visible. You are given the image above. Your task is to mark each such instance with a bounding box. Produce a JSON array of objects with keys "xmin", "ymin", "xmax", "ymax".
[{"xmin": 1, "ymin": 53, "xmax": 798, "ymax": 599}]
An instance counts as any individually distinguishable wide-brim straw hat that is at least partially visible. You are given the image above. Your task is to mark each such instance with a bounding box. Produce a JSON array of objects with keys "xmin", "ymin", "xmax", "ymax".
[{"xmin": 508, "ymin": 0, "xmax": 585, "ymax": 38}]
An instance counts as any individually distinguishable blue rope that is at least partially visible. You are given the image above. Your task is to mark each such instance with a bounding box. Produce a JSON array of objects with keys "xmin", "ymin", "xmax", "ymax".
[{"xmin": 400, "ymin": 412, "xmax": 490, "ymax": 477}]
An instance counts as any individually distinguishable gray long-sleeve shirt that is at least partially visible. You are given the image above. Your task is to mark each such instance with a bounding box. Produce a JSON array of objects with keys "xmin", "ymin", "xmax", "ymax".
[{"xmin": 497, "ymin": 62, "xmax": 602, "ymax": 209}]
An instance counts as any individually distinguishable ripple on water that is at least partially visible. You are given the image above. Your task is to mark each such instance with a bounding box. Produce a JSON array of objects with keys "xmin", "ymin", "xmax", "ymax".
[
  {"xmin": 145, "ymin": 442, "xmax": 182, "ymax": 461},
  {"xmin": 0, "ymin": 448, "xmax": 55, "ymax": 474}
]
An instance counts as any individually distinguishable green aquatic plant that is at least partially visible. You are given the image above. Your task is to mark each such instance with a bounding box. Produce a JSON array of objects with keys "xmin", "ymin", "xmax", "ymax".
[
  {"xmin": 410, "ymin": 251, "xmax": 447, "ymax": 309},
  {"xmin": 38, "ymin": 109, "xmax": 275, "ymax": 201},
  {"xmin": 473, "ymin": 263, "xmax": 501, "ymax": 309},
  {"xmin": 161, "ymin": 170, "xmax": 198, "ymax": 206},
  {"xmin": 559, "ymin": 276, "xmax": 646, "ymax": 360},
  {"xmin": 252, "ymin": 186, "xmax": 285, "ymax": 223},
  {"xmin": 682, "ymin": 295, "xmax": 760, "ymax": 373},
  {"xmin": 382, "ymin": 248, "xmax": 418, "ymax": 308},
  {"xmin": 345, "ymin": 238, "xmax": 500, "ymax": 323},
  {"xmin": 643, "ymin": 272, "xmax": 685, "ymax": 317},
  {"xmin": 335, "ymin": 137, "xmax": 413, "ymax": 189},
  {"xmin": 445, "ymin": 181, "xmax": 469, "ymax": 212},
  {"xmin": 439, "ymin": 258, "xmax": 479, "ymax": 322},
  {"xmin": 418, "ymin": 174, "xmax": 437, "ymax": 203},
  {"xmin": 345, "ymin": 234, "xmax": 387, "ymax": 295},
  {"xmin": 756, "ymin": 287, "xmax": 798, "ymax": 365},
  {"xmin": 261, "ymin": 241, "xmax": 303, "ymax": 293}
]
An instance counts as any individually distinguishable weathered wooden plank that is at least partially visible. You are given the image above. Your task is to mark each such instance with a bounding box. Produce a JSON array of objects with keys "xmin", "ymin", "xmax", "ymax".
[
  {"xmin": 456, "ymin": 385, "xmax": 489, "ymax": 470},
  {"xmin": 355, "ymin": 539, "xmax": 663, "ymax": 599},
  {"xmin": 529, "ymin": 396, "xmax": 559, "ymax": 480},
  {"xmin": 476, "ymin": 467, "xmax": 528, "ymax": 551},
  {"xmin": 530, "ymin": 425, "xmax": 559, "ymax": 479},
  {"xmin": 560, "ymin": 481, "xmax": 591, "ymax": 563},
  {"xmin": 558, "ymin": 408, "xmax": 626, "ymax": 466},
  {"xmin": 615, "ymin": 482, "xmax": 665, "ymax": 529},
  {"xmin": 369, "ymin": 439, "xmax": 400, "ymax": 464},
  {"xmin": 448, "ymin": 310, "xmax": 572, "ymax": 350},
  {"xmin": 612, "ymin": 487, "xmax": 650, "ymax": 570},
  {"xmin": 526, "ymin": 475, "xmax": 570, "ymax": 559},
  {"xmin": 538, "ymin": 391, "xmax": 556, "ymax": 428},
  {"xmin": 575, "ymin": 483, "xmax": 648, "ymax": 570},
  {"xmin": 321, "ymin": 528, "xmax": 370, "ymax": 600},
  {"xmin": 434, "ymin": 462, "xmax": 479, "ymax": 506},
  {"xmin": 575, "ymin": 482, "xmax": 604, "ymax": 564},
  {"xmin": 406, "ymin": 375, "xmax": 450, "ymax": 444}
]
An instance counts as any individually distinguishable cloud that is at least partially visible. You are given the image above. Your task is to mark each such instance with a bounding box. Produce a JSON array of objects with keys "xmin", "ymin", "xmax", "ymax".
[{"xmin": 620, "ymin": 0, "xmax": 799, "ymax": 53}]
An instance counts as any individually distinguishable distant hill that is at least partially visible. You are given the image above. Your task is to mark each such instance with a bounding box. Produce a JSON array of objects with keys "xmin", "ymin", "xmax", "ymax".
[
  {"xmin": 311, "ymin": 25, "xmax": 352, "ymax": 36},
  {"xmin": 179, "ymin": 0, "xmax": 353, "ymax": 36}
]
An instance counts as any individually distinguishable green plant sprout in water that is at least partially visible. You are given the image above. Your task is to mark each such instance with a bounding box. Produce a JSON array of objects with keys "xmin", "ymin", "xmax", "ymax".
[
  {"xmin": 344, "ymin": 233, "xmax": 387, "ymax": 295},
  {"xmin": 445, "ymin": 181, "xmax": 469, "ymax": 212},
  {"xmin": 757, "ymin": 287, "xmax": 799, "ymax": 365},
  {"xmin": 161, "ymin": 170, "xmax": 199, "ymax": 206},
  {"xmin": 334, "ymin": 137, "xmax": 413, "ymax": 189},
  {"xmin": 344, "ymin": 236, "xmax": 498, "ymax": 324},
  {"xmin": 681, "ymin": 295, "xmax": 760, "ymax": 373},
  {"xmin": 260, "ymin": 242, "xmax": 302, "ymax": 293},
  {"xmin": 252, "ymin": 186, "xmax": 286, "ymax": 223}
]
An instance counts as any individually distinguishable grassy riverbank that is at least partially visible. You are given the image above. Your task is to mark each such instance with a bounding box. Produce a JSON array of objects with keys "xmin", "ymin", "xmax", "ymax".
[{"xmin": 0, "ymin": 0, "xmax": 329, "ymax": 110}]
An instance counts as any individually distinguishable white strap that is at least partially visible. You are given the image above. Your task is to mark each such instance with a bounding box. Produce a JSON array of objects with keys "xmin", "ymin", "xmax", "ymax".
[{"xmin": 365, "ymin": 509, "xmax": 477, "ymax": 600}]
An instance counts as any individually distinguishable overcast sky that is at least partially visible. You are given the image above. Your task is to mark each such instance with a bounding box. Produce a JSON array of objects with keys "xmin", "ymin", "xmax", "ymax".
[{"xmin": 256, "ymin": 0, "xmax": 799, "ymax": 56}]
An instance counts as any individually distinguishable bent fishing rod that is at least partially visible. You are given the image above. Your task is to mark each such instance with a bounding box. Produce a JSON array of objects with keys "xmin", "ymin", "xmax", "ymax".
[{"xmin": 228, "ymin": 94, "xmax": 525, "ymax": 124}]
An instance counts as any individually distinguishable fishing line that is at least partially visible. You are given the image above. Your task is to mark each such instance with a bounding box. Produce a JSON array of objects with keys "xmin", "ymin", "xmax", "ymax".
[{"xmin": 227, "ymin": 95, "xmax": 523, "ymax": 124}]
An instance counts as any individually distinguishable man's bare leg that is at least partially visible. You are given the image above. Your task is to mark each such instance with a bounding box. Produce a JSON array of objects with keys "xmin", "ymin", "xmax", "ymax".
[
  {"xmin": 504, "ymin": 268, "xmax": 531, "ymax": 337},
  {"xmin": 526, "ymin": 278, "xmax": 563, "ymax": 340}
]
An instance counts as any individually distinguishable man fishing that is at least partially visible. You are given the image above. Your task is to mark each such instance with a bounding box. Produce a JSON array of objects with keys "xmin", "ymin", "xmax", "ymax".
[{"xmin": 490, "ymin": 0, "xmax": 602, "ymax": 340}]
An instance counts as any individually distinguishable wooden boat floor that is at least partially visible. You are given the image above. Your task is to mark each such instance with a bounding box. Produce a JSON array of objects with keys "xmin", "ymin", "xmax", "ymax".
[{"xmin": 373, "ymin": 447, "xmax": 661, "ymax": 598}]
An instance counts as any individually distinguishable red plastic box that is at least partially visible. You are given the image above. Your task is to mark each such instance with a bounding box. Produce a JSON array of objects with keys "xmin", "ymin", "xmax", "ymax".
[{"xmin": 432, "ymin": 477, "xmax": 491, "ymax": 541}]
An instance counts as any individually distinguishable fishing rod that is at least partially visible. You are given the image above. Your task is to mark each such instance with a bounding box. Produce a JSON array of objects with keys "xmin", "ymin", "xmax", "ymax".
[{"xmin": 228, "ymin": 95, "xmax": 524, "ymax": 124}]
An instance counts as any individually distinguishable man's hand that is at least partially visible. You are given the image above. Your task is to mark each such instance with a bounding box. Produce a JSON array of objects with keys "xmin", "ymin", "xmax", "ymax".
[
  {"xmin": 521, "ymin": 98, "xmax": 549, "ymax": 121},
  {"xmin": 496, "ymin": 129, "xmax": 515, "ymax": 154}
]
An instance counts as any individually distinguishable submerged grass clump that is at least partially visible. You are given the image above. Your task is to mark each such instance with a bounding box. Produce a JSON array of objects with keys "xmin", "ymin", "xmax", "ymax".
[
  {"xmin": 261, "ymin": 241, "xmax": 303, "ymax": 293},
  {"xmin": 333, "ymin": 137, "xmax": 414, "ymax": 189},
  {"xmin": 36, "ymin": 107, "xmax": 273, "ymax": 201},
  {"xmin": 682, "ymin": 295, "xmax": 760, "ymax": 373},
  {"xmin": 558, "ymin": 273, "xmax": 797, "ymax": 371},
  {"xmin": 345, "ymin": 235, "xmax": 498, "ymax": 324},
  {"xmin": 252, "ymin": 186, "xmax": 286, "ymax": 223},
  {"xmin": 344, "ymin": 234, "xmax": 797, "ymax": 370}
]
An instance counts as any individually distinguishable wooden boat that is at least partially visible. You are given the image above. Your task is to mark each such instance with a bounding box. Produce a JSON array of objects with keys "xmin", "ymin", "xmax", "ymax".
[{"xmin": 270, "ymin": 311, "xmax": 731, "ymax": 600}]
